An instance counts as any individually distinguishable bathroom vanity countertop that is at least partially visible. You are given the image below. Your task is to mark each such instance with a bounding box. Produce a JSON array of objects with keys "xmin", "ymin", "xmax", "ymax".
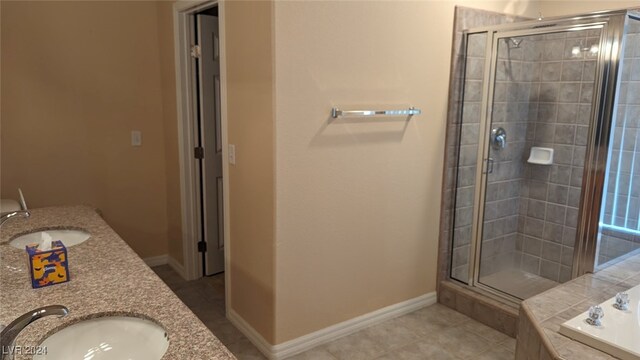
[
  {"xmin": 519, "ymin": 251, "xmax": 640, "ymax": 359},
  {"xmin": 0, "ymin": 205, "xmax": 236, "ymax": 360}
]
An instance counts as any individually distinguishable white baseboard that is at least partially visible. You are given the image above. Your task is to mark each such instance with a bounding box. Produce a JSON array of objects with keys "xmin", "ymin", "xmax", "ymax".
[
  {"xmin": 228, "ymin": 309, "xmax": 274, "ymax": 358},
  {"xmin": 145, "ymin": 254, "xmax": 187, "ymax": 280},
  {"xmin": 228, "ymin": 291, "xmax": 437, "ymax": 360},
  {"xmin": 167, "ymin": 256, "xmax": 187, "ymax": 280},
  {"xmin": 143, "ymin": 254, "xmax": 168, "ymax": 267}
]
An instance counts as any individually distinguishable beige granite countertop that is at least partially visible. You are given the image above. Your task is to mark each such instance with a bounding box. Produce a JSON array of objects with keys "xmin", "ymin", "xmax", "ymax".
[
  {"xmin": 520, "ymin": 251, "xmax": 640, "ymax": 359},
  {"xmin": 0, "ymin": 205, "xmax": 235, "ymax": 360}
]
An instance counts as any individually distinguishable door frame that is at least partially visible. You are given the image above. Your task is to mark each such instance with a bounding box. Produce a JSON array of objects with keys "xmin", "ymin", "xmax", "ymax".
[{"xmin": 173, "ymin": 0, "xmax": 230, "ymax": 299}]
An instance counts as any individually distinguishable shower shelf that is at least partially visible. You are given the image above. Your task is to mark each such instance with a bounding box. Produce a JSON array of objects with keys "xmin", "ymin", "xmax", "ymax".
[{"xmin": 528, "ymin": 147, "xmax": 554, "ymax": 165}]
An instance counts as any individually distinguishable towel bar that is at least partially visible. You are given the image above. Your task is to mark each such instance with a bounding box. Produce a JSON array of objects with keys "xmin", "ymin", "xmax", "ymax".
[{"xmin": 331, "ymin": 107, "xmax": 421, "ymax": 119}]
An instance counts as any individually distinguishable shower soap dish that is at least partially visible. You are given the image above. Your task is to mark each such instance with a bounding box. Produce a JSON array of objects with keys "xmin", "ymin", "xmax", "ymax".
[{"xmin": 528, "ymin": 147, "xmax": 554, "ymax": 165}]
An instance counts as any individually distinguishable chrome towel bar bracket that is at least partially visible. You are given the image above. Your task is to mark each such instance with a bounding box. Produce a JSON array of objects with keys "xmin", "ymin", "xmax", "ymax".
[{"xmin": 331, "ymin": 107, "xmax": 422, "ymax": 119}]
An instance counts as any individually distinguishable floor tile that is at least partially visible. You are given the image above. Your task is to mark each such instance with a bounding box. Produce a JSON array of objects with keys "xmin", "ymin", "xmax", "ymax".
[
  {"xmin": 409, "ymin": 303, "xmax": 471, "ymax": 329},
  {"xmin": 205, "ymin": 317, "xmax": 247, "ymax": 346},
  {"xmin": 362, "ymin": 317, "xmax": 421, "ymax": 351},
  {"xmin": 225, "ymin": 337, "xmax": 267, "ymax": 360},
  {"xmin": 458, "ymin": 319, "xmax": 510, "ymax": 344},
  {"xmin": 374, "ymin": 338, "xmax": 461, "ymax": 360},
  {"xmin": 475, "ymin": 345, "xmax": 514, "ymax": 360},
  {"xmin": 175, "ymin": 286, "xmax": 211, "ymax": 308},
  {"xmin": 190, "ymin": 304, "xmax": 226, "ymax": 323},
  {"xmin": 432, "ymin": 326, "xmax": 493, "ymax": 359},
  {"xmin": 153, "ymin": 265, "xmax": 510, "ymax": 360},
  {"xmin": 500, "ymin": 337, "xmax": 517, "ymax": 352},
  {"xmin": 323, "ymin": 331, "xmax": 387, "ymax": 360},
  {"xmin": 287, "ymin": 347, "xmax": 338, "ymax": 360},
  {"xmin": 394, "ymin": 310, "xmax": 451, "ymax": 337}
]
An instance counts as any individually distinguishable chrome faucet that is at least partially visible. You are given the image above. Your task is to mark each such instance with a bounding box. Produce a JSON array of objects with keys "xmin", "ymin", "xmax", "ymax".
[
  {"xmin": 0, "ymin": 210, "xmax": 30, "ymax": 228},
  {"xmin": 0, "ymin": 305, "xmax": 69, "ymax": 360},
  {"xmin": 1, "ymin": 188, "xmax": 31, "ymax": 229}
]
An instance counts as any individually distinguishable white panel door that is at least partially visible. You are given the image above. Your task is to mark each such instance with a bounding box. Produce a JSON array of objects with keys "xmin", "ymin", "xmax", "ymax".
[{"xmin": 196, "ymin": 14, "xmax": 224, "ymax": 275}]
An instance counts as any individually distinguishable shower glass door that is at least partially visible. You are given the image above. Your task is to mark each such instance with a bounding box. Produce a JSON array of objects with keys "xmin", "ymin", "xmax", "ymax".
[
  {"xmin": 475, "ymin": 25, "xmax": 604, "ymax": 299},
  {"xmin": 595, "ymin": 14, "xmax": 640, "ymax": 269}
]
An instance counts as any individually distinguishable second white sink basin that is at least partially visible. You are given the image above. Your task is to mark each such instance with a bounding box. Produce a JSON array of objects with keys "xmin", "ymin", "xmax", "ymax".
[
  {"xmin": 34, "ymin": 316, "xmax": 169, "ymax": 360},
  {"xmin": 10, "ymin": 229, "xmax": 90, "ymax": 249}
]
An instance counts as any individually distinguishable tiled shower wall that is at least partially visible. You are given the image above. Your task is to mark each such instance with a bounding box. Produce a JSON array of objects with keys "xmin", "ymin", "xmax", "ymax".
[
  {"xmin": 477, "ymin": 41, "xmax": 534, "ymax": 277},
  {"xmin": 516, "ymin": 29, "xmax": 600, "ymax": 283},
  {"xmin": 599, "ymin": 18, "xmax": 640, "ymax": 265}
]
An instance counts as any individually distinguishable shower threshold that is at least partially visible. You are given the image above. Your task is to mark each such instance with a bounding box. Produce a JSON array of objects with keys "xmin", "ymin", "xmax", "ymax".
[{"xmin": 480, "ymin": 269, "xmax": 558, "ymax": 300}]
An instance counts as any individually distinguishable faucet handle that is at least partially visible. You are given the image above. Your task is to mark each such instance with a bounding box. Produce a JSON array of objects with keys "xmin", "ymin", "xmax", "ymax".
[
  {"xmin": 491, "ymin": 127, "xmax": 507, "ymax": 150},
  {"xmin": 18, "ymin": 188, "xmax": 28, "ymax": 211},
  {"xmin": 587, "ymin": 305, "xmax": 605, "ymax": 326},
  {"xmin": 614, "ymin": 292, "xmax": 630, "ymax": 311}
]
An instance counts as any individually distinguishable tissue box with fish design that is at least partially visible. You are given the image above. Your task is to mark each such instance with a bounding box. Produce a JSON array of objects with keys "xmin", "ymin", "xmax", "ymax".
[{"xmin": 26, "ymin": 240, "xmax": 70, "ymax": 288}]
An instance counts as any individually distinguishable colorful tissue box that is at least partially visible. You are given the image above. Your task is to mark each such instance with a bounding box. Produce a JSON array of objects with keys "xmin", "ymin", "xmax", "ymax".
[{"xmin": 26, "ymin": 240, "xmax": 70, "ymax": 288}]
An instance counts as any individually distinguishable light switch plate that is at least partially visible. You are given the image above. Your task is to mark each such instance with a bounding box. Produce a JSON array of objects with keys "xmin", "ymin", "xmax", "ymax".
[
  {"xmin": 131, "ymin": 131, "xmax": 142, "ymax": 146},
  {"xmin": 229, "ymin": 144, "xmax": 236, "ymax": 165}
]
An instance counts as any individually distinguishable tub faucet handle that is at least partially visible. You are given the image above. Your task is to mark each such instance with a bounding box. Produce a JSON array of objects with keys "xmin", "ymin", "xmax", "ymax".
[
  {"xmin": 614, "ymin": 292, "xmax": 630, "ymax": 311},
  {"xmin": 491, "ymin": 127, "xmax": 507, "ymax": 150},
  {"xmin": 587, "ymin": 305, "xmax": 604, "ymax": 326}
]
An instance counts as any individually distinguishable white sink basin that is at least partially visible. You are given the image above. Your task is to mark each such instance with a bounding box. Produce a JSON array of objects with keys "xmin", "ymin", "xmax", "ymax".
[
  {"xmin": 10, "ymin": 229, "xmax": 90, "ymax": 249},
  {"xmin": 34, "ymin": 316, "xmax": 169, "ymax": 360}
]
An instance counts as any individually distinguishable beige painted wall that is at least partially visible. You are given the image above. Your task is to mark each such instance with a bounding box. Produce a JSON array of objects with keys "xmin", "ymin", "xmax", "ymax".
[
  {"xmin": 156, "ymin": 1, "xmax": 184, "ymax": 264},
  {"xmin": 0, "ymin": 1, "xmax": 177, "ymax": 260},
  {"xmin": 224, "ymin": 0, "xmax": 276, "ymax": 344},
  {"xmin": 539, "ymin": 1, "xmax": 640, "ymax": 16},
  {"xmin": 272, "ymin": 0, "xmax": 539, "ymax": 343}
]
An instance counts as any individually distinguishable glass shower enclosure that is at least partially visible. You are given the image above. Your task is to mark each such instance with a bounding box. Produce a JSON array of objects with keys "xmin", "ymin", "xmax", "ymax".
[{"xmin": 449, "ymin": 10, "xmax": 640, "ymax": 302}]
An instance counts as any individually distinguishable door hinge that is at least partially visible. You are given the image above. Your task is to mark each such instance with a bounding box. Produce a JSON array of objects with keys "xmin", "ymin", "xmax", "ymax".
[
  {"xmin": 198, "ymin": 241, "xmax": 207, "ymax": 253},
  {"xmin": 190, "ymin": 45, "xmax": 201, "ymax": 58},
  {"xmin": 194, "ymin": 147, "xmax": 204, "ymax": 159}
]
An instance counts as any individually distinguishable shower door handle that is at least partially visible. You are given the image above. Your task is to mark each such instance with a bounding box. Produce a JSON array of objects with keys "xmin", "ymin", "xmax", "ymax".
[{"xmin": 484, "ymin": 158, "xmax": 494, "ymax": 174}]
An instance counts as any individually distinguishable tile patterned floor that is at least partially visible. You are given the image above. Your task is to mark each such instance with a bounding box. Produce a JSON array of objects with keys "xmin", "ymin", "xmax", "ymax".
[{"xmin": 152, "ymin": 265, "xmax": 516, "ymax": 359}]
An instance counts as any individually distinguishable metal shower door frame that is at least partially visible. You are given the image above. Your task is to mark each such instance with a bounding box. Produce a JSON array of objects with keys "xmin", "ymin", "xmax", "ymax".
[
  {"xmin": 577, "ymin": 12, "xmax": 639, "ymax": 275},
  {"xmin": 460, "ymin": 11, "xmax": 631, "ymax": 302}
]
